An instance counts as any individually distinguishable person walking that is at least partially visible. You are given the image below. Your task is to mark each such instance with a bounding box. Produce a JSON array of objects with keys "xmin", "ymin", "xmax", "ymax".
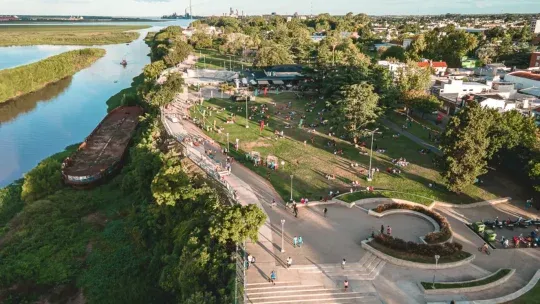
[
  {"xmin": 269, "ymin": 270, "xmax": 276, "ymax": 285},
  {"xmin": 387, "ymin": 225, "xmax": 392, "ymax": 236},
  {"xmin": 380, "ymin": 224, "xmax": 384, "ymax": 235},
  {"xmin": 324, "ymin": 207, "xmax": 328, "ymax": 217},
  {"xmin": 341, "ymin": 258, "xmax": 346, "ymax": 269},
  {"xmin": 247, "ymin": 254, "xmax": 252, "ymax": 269},
  {"xmin": 344, "ymin": 280, "xmax": 349, "ymax": 291},
  {"xmin": 293, "ymin": 236, "xmax": 298, "ymax": 248},
  {"xmin": 286, "ymin": 257, "xmax": 292, "ymax": 269},
  {"xmin": 298, "ymin": 236, "xmax": 303, "ymax": 247}
]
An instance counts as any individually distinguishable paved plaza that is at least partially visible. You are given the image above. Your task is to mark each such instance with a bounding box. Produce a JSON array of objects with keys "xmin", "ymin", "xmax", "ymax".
[{"xmin": 163, "ymin": 98, "xmax": 540, "ymax": 304}]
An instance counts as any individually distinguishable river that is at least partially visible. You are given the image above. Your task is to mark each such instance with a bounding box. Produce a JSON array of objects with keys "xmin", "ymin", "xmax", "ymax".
[{"xmin": 0, "ymin": 20, "xmax": 191, "ymax": 187}]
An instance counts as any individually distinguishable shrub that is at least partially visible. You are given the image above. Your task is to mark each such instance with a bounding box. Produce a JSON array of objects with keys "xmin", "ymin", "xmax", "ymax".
[
  {"xmin": 374, "ymin": 203, "xmax": 451, "ymax": 243},
  {"xmin": 21, "ymin": 158, "xmax": 63, "ymax": 202},
  {"xmin": 373, "ymin": 234, "xmax": 463, "ymax": 257}
]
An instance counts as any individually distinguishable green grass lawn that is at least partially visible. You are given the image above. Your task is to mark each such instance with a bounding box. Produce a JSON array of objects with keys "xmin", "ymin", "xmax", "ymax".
[
  {"xmin": 421, "ymin": 269, "xmax": 512, "ymax": 290},
  {"xmin": 194, "ymin": 48, "xmax": 252, "ymax": 71},
  {"xmin": 189, "ymin": 92, "xmax": 498, "ymax": 204},
  {"xmin": 0, "ymin": 25, "xmax": 148, "ymax": 46},
  {"xmin": 385, "ymin": 109, "xmax": 442, "ymax": 144}
]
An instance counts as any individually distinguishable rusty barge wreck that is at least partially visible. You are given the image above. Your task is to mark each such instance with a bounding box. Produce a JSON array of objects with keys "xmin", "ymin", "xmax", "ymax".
[{"xmin": 62, "ymin": 106, "xmax": 143, "ymax": 187}]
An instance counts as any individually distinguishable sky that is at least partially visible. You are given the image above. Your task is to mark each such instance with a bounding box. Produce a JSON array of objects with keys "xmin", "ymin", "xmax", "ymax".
[{"xmin": 1, "ymin": 0, "xmax": 540, "ymax": 17}]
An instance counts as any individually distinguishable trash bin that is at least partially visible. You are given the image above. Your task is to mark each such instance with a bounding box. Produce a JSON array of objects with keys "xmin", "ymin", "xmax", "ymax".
[
  {"xmin": 473, "ymin": 222, "xmax": 485, "ymax": 234},
  {"xmin": 484, "ymin": 230, "xmax": 497, "ymax": 242}
]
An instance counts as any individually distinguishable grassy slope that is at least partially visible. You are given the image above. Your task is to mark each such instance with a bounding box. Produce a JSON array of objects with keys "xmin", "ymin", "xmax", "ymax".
[
  {"xmin": 0, "ymin": 48, "xmax": 105, "ymax": 103},
  {"xmin": 189, "ymin": 92, "xmax": 497, "ymax": 205},
  {"xmin": 0, "ymin": 25, "xmax": 148, "ymax": 46}
]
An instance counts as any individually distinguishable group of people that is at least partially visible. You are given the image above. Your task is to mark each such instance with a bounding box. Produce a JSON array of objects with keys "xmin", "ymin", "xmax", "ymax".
[
  {"xmin": 293, "ymin": 236, "xmax": 304, "ymax": 248},
  {"xmin": 381, "ymin": 224, "xmax": 392, "ymax": 236},
  {"xmin": 392, "ymin": 157, "xmax": 409, "ymax": 167}
]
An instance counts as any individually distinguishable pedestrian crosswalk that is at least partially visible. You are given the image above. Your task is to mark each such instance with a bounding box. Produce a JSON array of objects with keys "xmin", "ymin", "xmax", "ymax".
[
  {"xmin": 288, "ymin": 252, "xmax": 386, "ymax": 281},
  {"xmin": 245, "ymin": 281, "xmax": 381, "ymax": 304}
]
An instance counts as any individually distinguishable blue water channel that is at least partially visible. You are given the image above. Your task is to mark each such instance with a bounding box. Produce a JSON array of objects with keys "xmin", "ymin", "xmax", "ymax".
[{"xmin": 0, "ymin": 20, "xmax": 191, "ymax": 187}]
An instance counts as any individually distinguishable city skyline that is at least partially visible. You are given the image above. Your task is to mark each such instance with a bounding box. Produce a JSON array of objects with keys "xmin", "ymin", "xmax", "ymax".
[{"xmin": 1, "ymin": 0, "xmax": 540, "ymax": 17}]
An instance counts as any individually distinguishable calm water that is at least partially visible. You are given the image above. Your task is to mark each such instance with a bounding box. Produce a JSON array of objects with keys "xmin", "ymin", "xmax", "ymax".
[{"xmin": 0, "ymin": 20, "xmax": 191, "ymax": 187}]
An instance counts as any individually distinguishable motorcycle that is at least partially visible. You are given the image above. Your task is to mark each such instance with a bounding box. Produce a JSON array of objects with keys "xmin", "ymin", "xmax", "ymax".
[{"xmin": 484, "ymin": 217, "xmax": 503, "ymax": 229}]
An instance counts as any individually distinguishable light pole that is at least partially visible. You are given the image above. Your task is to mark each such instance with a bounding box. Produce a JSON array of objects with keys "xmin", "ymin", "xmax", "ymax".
[
  {"xmin": 368, "ymin": 128, "xmax": 379, "ymax": 181},
  {"xmin": 245, "ymin": 97, "xmax": 249, "ymax": 128},
  {"xmin": 227, "ymin": 133, "xmax": 230, "ymax": 152},
  {"xmin": 290, "ymin": 175, "xmax": 294, "ymax": 201},
  {"xmin": 229, "ymin": 55, "xmax": 232, "ymax": 71},
  {"xmin": 281, "ymin": 219, "xmax": 286, "ymax": 252},
  {"xmin": 432, "ymin": 255, "xmax": 440, "ymax": 289},
  {"xmin": 236, "ymin": 138, "xmax": 239, "ymax": 151}
]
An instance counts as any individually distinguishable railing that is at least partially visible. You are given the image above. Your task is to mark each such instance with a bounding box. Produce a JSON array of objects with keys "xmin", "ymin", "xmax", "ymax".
[{"xmin": 161, "ymin": 109, "xmax": 246, "ymax": 303}]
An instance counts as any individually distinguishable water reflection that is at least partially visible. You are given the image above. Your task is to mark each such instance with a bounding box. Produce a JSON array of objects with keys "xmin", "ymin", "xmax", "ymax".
[
  {"xmin": 0, "ymin": 76, "xmax": 73, "ymax": 124},
  {"xmin": 0, "ymin": 20, "xmax": 191, "ymax": 187},
  {"xmin": 0, "ymin": 45, "xmax": 84, "ymax": 70}
]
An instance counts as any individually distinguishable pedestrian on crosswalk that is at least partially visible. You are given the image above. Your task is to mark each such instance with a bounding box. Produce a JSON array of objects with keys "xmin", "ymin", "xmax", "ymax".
[
  {"xmin": 341, "ymin": 258, "xmax": 346, "ymax": 269},
  {"xmin": 269, "ymin": 270, "xmax": 276, "ymax": 285},
  {"xmin": 298, "ymin": 236, "xmax": 303, "ymax": 247},
  {"xmin": 286, "ymin": 257, "xmax": 292, "ymax": 269},
  {"xmin": 293, "ymin": 236, "xmax": 298, "ymax": 248}
]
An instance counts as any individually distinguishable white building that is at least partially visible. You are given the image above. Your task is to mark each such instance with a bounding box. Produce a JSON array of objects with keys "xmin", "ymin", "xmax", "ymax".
[
  {"xmin": 377, "ymin": 60, "xmax": 406, "ymax": 74},
  {"xmin": 504, "ymin": 71, "xmax": 540, "ymax": 90},
  {"xmin": 432, "ymin": 79, "xmax": 491, "ymax": 98},
  {"xmin": 531, "ymin": 19, "xmax": 540, "ymax": 34}
]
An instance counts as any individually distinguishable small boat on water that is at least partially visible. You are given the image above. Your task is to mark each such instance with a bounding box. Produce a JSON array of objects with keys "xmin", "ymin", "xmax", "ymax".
[{"xmin": 120, "ymin": 59, "xmax": 127, "ymax": 66}]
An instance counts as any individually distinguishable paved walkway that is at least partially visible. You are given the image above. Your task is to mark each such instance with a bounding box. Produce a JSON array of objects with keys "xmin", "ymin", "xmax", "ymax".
[{"xmin": 163, "ymin": 97, "xmax": 540, "ymax": 304}]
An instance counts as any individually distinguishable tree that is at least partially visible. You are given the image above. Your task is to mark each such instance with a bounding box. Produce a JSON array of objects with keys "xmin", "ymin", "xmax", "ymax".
[
  {"xmin": 381, "ymin": 46, "xmax": 406, "ymax": 62},
  {"xmin": 21, "ymin": 158, "xmax": 62, "ymax": 202},
  {"xmin": 402, "ymin": 91, "xmax": 441, "ymax": 117},
  {"xmin": 329, "ymin": 82, "xmax": 380, "ymax": 140},
  {"xmin": 406, "ymin": 34, "xmax": 426, "ymax": 61},
  {"xmin": 487, "ymin": 110, "xmax": 537, "ymax": 159},
  {"xmin": 190, "ymin": 31, "xmax": 213, "ymax": 49},
  {"xmin": 209, "ymin": 204, "xmax": 266, "ymax": 244},
  {"xmin": 440, "ymin": 102, "xmax": 494, "ymax": 193},
  {"xmin": 477, "ymin": 45, "xmax": 497, "ymax": 65},
  {"xmin": 253, "ymin": 45, "xmax": 294, "ymax": 67},
  {"xmin": 396, "ymin": 61, "xmax": 432, "ymax": 94},
  {"xmin": 439, "ymin": 30, "xmax": 478, "ymax": 67},
  {"xmin": 143, "ymin": 60, "xmax": 166, "ymax": 82},
  {"xmin": 164, "ymin": 41, "xmax": 193, "ymax": 67}
]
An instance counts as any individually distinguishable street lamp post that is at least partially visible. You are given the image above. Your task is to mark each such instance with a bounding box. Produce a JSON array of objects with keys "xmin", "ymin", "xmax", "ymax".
[
  {"xmin": 368, "ymin": 128, "xmax": 379, "ymax": 181},
  {"xmin": 236, "ymin": 138, "xmax": 239, "ymax": 151},
  {"xmin": 245, "ymin": 97, "xmax": 249, "ymax": 128},
  {"xmin": 281, "ymin": 219, "xmax": 286, "ymax": 252},
  {"xmin": 227, "ymin": 133, "xmax": 230, "ymax": 152},
  {"xmin": 432, "ymin": 255, "xmax": 440, "ymax": 289},
  {"xmin": 290, "ymin": 175, "xmax": 294, "ymax": 201}
]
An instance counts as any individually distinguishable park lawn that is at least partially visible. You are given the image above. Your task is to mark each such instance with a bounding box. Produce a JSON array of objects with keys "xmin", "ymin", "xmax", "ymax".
[
  {"xmin": 385, "ymin": 109, "xmax": 442, "ymax": 144},
  {"xmin": 189, "ymin": 92, "xmax": 497, "ymax": 205},
  {"xmin": 194, "ymin": 48, "xmax": 252, "ymax": 71},
  {"xmin": 0, "ymin": 25, "xmax": 149, "ymax": 46}
]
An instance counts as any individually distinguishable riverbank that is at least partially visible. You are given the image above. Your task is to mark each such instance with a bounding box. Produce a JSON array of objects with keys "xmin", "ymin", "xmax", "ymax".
[
  {"xmin": 0, "ymin": 25, "xmax": 149, "ymax": 46},
  {"xmin": 0, "ymin": 48, "xmax": 105, "ymax": 103}
]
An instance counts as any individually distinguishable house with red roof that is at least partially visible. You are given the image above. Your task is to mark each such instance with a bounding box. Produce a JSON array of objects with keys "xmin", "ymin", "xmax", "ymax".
[{"xmin": 418, "ymin": 60, "xmax": 448, "ymax": 76}]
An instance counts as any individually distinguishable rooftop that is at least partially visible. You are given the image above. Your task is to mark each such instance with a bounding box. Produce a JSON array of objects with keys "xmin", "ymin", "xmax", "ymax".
[{"xmin": 507, "ymin": 71, "xmax": 540, "ymax": 82}]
